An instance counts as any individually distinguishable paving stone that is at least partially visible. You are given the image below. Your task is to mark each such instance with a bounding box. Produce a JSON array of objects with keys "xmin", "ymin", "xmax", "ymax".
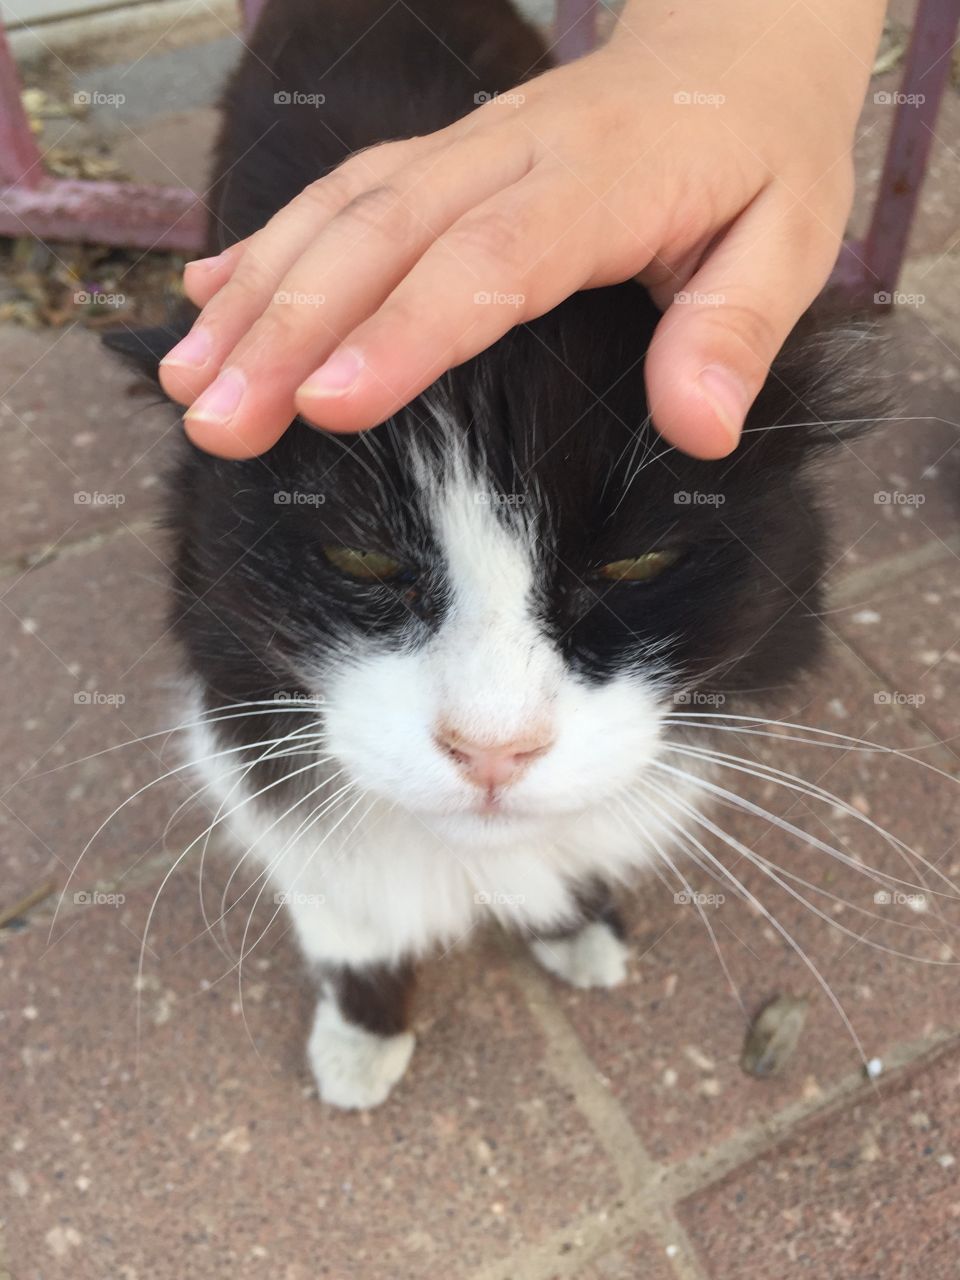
[
  {"xmin": 0, "ymin": 326, "xmax": 177, "ymax": 561},
  {"xmin": 822, "ymin": 307, "xmax": 960, "ymax": 583},
  {"xmin": 0, "ymin": 875, "xmax": 621, "ymax": 1280},
  {"xmin": 0, "ymin": 530, "xmax": 203, "ymax": 914},
  {"xmin": 537, "ymin": 650, "xmax": 960, "ymax": 1164},
  {"xmin": 110, "ymin": 106, "xmax": 221, "ymax": 193},
  {"xmin": 839, "ymin": 557, "xmax": 960, "ymax": 744},
  {"xmin": 76, "ymin": 38, "xmax": 240, "ymax": 127},
  {"xmin": 678, "ymin": 1045, "xmax": 960, "ymax": 1279}
]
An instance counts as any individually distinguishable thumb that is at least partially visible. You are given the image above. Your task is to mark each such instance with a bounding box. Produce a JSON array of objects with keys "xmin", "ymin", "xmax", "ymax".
[{"xmin": 642, "ymin": 193, "xmax": 845, "ymax": 459}]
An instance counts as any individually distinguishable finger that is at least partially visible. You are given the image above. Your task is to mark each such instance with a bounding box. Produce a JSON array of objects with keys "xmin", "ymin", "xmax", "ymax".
[
  {"xmin": 182, "ymin": 240, "xmax": 249, "ymax": 309},
  {"xmin": 643, "ymin": 189, "xmax": 845, "ymax": 459},
  {"xmin": 292, "ymin": 171, "xmax": 622, "ymax": 432},
  {"xmin": 160, "ymin": 136, "xmax": 431, "ymax": 412},
  {"xmin": 182, "ymin": 135, "xmax": 538, "ymax": 458}
]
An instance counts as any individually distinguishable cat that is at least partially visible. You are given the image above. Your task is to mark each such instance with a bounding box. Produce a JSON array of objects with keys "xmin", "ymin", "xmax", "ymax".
[{"xmin": 107, "ymin": 0, "xmax": 879, "ymax": 1109}]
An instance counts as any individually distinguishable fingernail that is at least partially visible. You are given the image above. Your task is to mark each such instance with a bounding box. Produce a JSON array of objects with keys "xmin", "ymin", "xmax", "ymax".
[
  {"xmin": 185, "ymin": 248, "xmax": 233, "ymax": 272},
  {"xmin": 697, "ymin": 364, "xmax": 748, "ymax": 445},
  {"xmin": 185, "ymin": 367, "xmax": 246, "ymax": 424},
  {"xmin": 298, "ymin": 348, "xmax": 363, "ymax": 398},
  {"xmin": 162, "ymin": 327, "xmax": 213, "ymax": 371}
]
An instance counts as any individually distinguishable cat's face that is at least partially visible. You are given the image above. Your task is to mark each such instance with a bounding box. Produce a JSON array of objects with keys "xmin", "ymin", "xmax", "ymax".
[
  {"xmin": 157, "ymin": 285, "xmax": 870, "ymax": 848},
  {"xmin": 311, "ymin": 448, "xmax": 670, "ymax": 846}
]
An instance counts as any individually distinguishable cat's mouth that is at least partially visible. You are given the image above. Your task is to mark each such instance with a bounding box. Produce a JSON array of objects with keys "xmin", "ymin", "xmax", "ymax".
[{"xmin": 471, "ymin": 792, "xmax": 508, "ymax": 817}]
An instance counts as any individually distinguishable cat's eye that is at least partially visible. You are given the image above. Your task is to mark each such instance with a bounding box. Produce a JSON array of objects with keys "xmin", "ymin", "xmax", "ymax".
[
  {"xmin": 324, "ymin": 546, "xmax": 406, "ymax": 581},
  {"xmin": 596, "ymin": 550, "xmax": 682, "ymax": 583}
]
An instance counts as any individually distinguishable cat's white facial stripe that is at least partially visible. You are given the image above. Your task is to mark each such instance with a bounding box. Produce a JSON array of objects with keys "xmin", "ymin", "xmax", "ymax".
[
  {"xmin": 430, "ymin": 468, "xmax": 562, "ymax": 749},
  {"xmin": 316, "ymin": 451, "xmax": 669, "ymax": 838}
]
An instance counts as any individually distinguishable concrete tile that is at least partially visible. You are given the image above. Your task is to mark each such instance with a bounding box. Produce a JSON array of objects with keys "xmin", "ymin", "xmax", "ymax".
[
  {"xmin": 535, "ymin": 651, "xmax": 960, "ymax": 1163},
  {"xmin": 110, "ymin": 107, "xmax": 220, "ymax": 193},
  {"xmin": 0, "ymin": 531, "xmax": 202, "ymax": 914},
  {"xmin": 77, "ymin": 38, "xmax": 240, "ymax": 127},
  {"xmin": 823, "ymin": 307, "xmax": 960, "ymax": 584},
  {"xmin": 678, "ymin": 1045, "xmax": 960, "ymax": 1279},
  {"xmin": 0, "ymin": 326, "xmax": 177, "ymax": 561},
  {"xmin": 839, "ymin": 557, "xmax": 960, "ymax": 743},
  {"xmin": 0, "ymin": 875, "xmax": 621, "ymax": 1280}
]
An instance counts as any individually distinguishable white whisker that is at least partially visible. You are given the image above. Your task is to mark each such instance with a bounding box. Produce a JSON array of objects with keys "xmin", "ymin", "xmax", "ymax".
[
  {"xmin": 638, "ymin": 781, "xmax": 873, "ymax": 1069},
  {"xmin": 661, "ymin": 739, "xmax": 960, "ymax": 900},
  {"xmin": 647, "ymin": 761, "xmax": 959, "ymax": 966}
]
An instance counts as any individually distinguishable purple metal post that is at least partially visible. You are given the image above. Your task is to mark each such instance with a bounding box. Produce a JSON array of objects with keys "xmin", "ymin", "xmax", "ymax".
[
  {"xmin": 241, "ymin": 0, "xmax": 269, "ymax": 35},
  {"xmin": 0, "ymin": 22, "xmax": 44, "ymax": 189},
  {"xmin": 858, "ymin": 0, "xmax": 960, "ymax": 297},
  {"xmin": 553, "ymin": 0, "xmax": 600, "ymax": 63},
  {"xmin": 0, "ymin": 15, "xmax": 206, "ymax": 250}
]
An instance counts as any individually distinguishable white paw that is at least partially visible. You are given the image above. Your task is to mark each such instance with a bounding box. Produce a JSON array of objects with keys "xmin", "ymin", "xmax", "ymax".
[
  {"xmin": 530, "ymin": 921, "xmax": 629, "ymax": 989},
  {"xmin": 307, "ymin": 999, "xmax": 415, "ymax": 1110}
]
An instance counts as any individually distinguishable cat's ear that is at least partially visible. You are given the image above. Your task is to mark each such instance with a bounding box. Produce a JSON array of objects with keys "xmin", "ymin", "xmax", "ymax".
[{"xmin": 101, "ymin": 321, "xmax": 191, "ymax": 386}]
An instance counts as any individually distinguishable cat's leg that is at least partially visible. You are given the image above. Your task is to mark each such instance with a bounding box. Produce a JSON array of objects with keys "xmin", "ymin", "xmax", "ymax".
[
  {"xmin": 307, "ymin": 960, "xmax": 417, "ymax": 1110},
  {"xmin": 529, "ymin": 878, "xmax": 629, "ymax": 989},
  {"xmin": 279, "ymin": 889, "xmax": 417, "ymax": 1109}
]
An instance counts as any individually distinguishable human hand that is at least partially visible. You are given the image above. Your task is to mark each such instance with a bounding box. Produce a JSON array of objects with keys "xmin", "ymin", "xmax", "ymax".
[{"xmin": 160, "ymin": 0, "xmax": 885, "ymax": 460}]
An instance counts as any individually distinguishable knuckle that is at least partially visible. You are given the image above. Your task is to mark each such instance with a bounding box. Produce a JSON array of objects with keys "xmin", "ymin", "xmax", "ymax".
[
  {"xmin": 374, "ymin": 295, "xmax": 422, "ymax": 343},
  {"xmin": 298, "ymin": 172, "xmax": 351, "ymax": 218},
  {"xmin": 297, "ymin": 149, "xmax": 380, "ymax": 215},
  {"xmin": 255, "ymin": 298, "xmax": 324, "ymax": 350},
  {"xmin": 444, "ymin": 208, "xmax": 527, "ymax": 278},
  {"xmin": 205, "ymin": 251, "xmax": 276, "ymax": 314},
  {"xmin": 338, "ymin": 184, "xmax": 419, "ymax": 249},
  {"xmin": 704, "ymin": 300, "xmax": 782, "ymax": 363}
]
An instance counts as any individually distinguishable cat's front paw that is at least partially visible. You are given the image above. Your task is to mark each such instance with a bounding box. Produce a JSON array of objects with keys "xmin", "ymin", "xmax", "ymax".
[
  {"xmin": 530, "ymin": 921, "xmax": 629, "ymax": 989},
  {"xmin": 307, "ymin": 1000, "xmax": 415, "ymax": 1110}
]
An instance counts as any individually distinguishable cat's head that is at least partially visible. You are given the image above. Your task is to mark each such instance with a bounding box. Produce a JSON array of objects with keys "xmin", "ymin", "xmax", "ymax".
[{"xmin": 108, "ymin": 284, "xmax": 881, "ymax": 846}]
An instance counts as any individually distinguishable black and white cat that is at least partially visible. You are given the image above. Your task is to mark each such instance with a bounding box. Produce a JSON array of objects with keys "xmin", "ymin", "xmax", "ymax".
[{"xmin": 111, "ymin": 0, "xmax": 878, "ymax": 1108}]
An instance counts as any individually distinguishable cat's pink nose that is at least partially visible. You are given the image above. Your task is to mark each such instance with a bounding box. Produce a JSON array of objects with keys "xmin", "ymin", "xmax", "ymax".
[{"xmin": 434, "ymin": 724, "xmax": 554, "ymax": 790}]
